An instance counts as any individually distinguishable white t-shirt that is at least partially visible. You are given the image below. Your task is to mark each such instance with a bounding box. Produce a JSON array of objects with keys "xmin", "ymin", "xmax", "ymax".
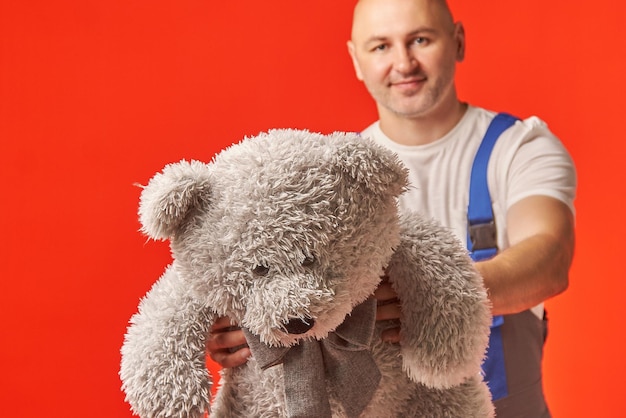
[{"xmin": 361, "ymin": 105, "xmax": 577, "ymax": 317}]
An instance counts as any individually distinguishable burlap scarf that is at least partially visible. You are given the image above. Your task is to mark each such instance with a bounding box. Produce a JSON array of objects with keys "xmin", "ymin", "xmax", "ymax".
[{"xmin": 243, "ymin": 298, "xmax": 381, "ymax": 418}]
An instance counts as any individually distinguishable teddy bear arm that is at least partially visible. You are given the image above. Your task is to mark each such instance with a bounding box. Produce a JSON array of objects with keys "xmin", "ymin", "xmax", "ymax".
[
  {"xmin": 388, "ymin": 222, "xmax": 491, "ymax": 389},
  {"xmin": 120, "ymin": 264, "xmax": 216, "ymax": 418}
]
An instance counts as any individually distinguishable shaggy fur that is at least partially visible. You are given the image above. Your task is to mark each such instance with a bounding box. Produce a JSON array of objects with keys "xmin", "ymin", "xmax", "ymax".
[{"xmin": 120, "ymin": 129, "xmax": 494, "ymax": 417}]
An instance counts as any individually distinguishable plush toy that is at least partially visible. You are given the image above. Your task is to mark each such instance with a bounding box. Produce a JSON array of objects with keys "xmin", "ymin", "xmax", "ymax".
[{"xmin": 120, "ymin": 129, "xmax": 494, "ymax": 418}]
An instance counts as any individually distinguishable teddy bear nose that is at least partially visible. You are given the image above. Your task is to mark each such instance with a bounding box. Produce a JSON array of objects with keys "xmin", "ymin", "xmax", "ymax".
[{"xmin": 283, "ymin": 317, "xmax": 315, "ymax": 334}]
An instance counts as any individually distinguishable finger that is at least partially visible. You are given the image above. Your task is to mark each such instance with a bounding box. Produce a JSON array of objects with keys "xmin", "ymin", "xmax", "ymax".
[
  {"xmin": 211, "ymin": 315, "xmax": 238, "ymax": 332},
  {"xmin": 380, "ymin": 327, "xmax": 401, "ymax": 343},
  {"xmin": 376, "ymin": 301, "xmax": 401, "ymax": 321},
  {"xmin": 206, "ymin": 327, "xmax": 248, "ymax": 351},
  {"xmin": 209, "ymin": 347, "xmax": 251, "ymax": 369},
  {"xmin": 373, "ymin": 280, "xmax": 398, "ymax": 302}
]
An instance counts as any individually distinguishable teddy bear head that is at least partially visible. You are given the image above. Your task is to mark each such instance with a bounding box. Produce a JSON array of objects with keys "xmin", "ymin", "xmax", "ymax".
[{"xmin": 138, "ymin": 129, "xmax": 408, "ymax": 346}]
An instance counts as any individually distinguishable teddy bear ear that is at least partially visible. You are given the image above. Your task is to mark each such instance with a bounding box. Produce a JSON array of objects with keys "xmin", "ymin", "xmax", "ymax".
[
  {"xmin": 138, "ymin": 159, "xmax": 212, "ymax": 240},
  {"xmin": 330, "ymin": 131, "xmax": 409, "ymax": 197}
]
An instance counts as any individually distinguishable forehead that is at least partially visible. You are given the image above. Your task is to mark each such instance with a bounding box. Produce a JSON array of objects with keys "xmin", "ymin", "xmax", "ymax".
[{"xmin": 351, "ymin": 0, "xmax": 451, "ymax": 42}]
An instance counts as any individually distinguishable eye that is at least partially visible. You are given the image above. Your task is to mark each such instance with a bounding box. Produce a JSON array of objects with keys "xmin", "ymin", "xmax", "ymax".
[
  {"xmin": 253, "ymin": 265, "xmax": 270, "ymax": 276},
  {"xmin": 370, "ymin": 43, "xmax": 388, "ymax": 52},
  {"xmin": 301, "ymin": 254, "xmax": 316, "ymax": 267},
  {"xmin": 412, "ymin": 36, "xmax": 428, "ymax": 46}
]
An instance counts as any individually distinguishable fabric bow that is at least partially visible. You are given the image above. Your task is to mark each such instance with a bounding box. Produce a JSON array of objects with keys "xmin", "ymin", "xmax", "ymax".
[{"xmin": 243, "ymin": 298, "xmax": 381, "ymax": 418}]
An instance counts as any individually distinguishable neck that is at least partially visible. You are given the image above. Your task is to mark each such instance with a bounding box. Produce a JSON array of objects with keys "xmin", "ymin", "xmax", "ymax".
[{"xmin": 378, "ymin": 99, "xmax": 467, "ymax": 146}]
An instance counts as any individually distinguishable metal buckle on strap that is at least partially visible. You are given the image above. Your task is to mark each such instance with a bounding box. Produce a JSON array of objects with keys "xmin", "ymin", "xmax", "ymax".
[{"xmin": 468, "ymin": 221, "xmax": 497, "ymax": 251}]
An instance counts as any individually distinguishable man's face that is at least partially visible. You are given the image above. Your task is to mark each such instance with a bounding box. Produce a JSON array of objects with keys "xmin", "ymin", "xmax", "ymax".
[{"xmin": 348, "ymin": 0, "xmax": 464, "ymax": 120}]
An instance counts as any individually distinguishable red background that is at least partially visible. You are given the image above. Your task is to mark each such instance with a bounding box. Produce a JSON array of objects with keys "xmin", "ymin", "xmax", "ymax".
[{"xmin": 1, "ymin": 1, "xmax": 624, "ymax": 417}]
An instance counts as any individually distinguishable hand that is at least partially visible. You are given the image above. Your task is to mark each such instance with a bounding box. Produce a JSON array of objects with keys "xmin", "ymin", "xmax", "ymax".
[
  {"xmin": 374, "ymin": 275, "xmax": 402, "ymax": 343},
  {"xmin": 206, "ymin": 316, "xmax": 251, "ymax": 368}
]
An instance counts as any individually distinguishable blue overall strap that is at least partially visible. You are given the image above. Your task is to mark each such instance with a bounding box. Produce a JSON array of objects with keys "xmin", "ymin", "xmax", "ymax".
[{"xmin": 467, "ymin": 112, "xmax": 519, "ymax": 401}]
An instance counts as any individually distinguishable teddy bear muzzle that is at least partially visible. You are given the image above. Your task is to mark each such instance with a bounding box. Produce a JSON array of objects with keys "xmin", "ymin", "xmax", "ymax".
[{"xmin": 283, "ymin": 317, "xmax": 315, "ymax": 334}]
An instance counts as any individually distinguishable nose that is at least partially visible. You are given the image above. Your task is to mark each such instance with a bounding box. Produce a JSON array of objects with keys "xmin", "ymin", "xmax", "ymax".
[
  {"xmin": 394, "ymin": 47, "xmax": 418, "ymax": 74},
  {"xmin": 283, "ymin": 317, "xmax": 315, "ymax": 334}
]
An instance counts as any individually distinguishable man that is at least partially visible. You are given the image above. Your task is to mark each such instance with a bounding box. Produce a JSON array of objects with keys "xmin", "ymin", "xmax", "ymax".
[{"xmin": 207, "ymin": 0, "xmax": 576, "ymax": 416}]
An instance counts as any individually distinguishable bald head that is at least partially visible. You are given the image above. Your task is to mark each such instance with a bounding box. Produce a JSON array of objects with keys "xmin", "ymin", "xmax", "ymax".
[{"xmin": 350, "ymin": 0, "xmax": 456, "ymax": 42}]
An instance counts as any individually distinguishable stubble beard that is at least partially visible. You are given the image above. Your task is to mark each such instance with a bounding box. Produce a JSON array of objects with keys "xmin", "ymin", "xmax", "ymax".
[
  {"xmin": 372, "ymin": 77, "xmax": 446, "ymax": 120},
  {"xmin": 381, "ymin": 86, "xmax": 441, "ymax": 118}
]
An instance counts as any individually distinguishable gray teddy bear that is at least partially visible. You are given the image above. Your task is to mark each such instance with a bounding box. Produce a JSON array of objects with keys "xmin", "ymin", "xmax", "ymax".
[{"xmin": 120, "ymin": 129, "xmax": 494, "ymax": 417}]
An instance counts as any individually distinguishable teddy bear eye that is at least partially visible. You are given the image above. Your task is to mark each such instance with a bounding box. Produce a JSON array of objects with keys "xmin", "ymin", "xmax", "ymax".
[
  {"xmin": 253, "ymin": 265, "xmax": 270, "ymax": 276},
  {"xmin": 301, "ymin": 255, "xmax": 316, "ymax": 267}
]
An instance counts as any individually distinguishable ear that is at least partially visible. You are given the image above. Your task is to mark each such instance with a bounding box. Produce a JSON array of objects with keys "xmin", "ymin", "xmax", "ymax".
[
  {"xmin": 138, "ymin": 160, "xmax": 212, "ymax": 240},
  {"xmin": 454, "ymin": 22, "xmax": 466, "ymax": 62},
  {"xmin": 331, "ymin": 131, "xmax": 408, "ymax": 197},
  {"xmin": 347, "ymin": 40, "xmax": 364, "ymax": 81}
]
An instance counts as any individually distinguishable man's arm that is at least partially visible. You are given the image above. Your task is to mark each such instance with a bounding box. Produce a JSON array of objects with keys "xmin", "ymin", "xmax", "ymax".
[
  {"xmin": 476, "ymin": 195, "xmax": 575, "ymax": 316},
  {"xmin": 206, "ymin": 195, "xmax": 575, "ymax": 363}
]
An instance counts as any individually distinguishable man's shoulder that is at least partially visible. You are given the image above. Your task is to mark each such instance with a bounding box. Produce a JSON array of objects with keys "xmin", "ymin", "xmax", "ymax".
[
  {"xmin": 468, "ymin": 106, "xmax": 557, "ymax": 146},
  {"xmin": 469, "ymin": 105, "xmax": 551, "ymax": 132},
  {"xmin": 359, "ymin": 121, "xmax": 379, "ymax": 139}
]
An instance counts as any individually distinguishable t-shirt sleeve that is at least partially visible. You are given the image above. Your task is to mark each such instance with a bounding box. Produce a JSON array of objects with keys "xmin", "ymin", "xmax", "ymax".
[{"xmin": 494, "ymin": 116, "xmax": 577, "ymax": 213}]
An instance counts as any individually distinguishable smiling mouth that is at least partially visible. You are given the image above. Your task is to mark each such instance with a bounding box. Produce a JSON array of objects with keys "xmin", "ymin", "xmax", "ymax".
[
  {"xmin": 391, "ymin": 77, "xmax": 425, "ymax": 87},
  {"xmin": 390, "ymin": 78, "xmax": 425, "ymax": 95}
]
